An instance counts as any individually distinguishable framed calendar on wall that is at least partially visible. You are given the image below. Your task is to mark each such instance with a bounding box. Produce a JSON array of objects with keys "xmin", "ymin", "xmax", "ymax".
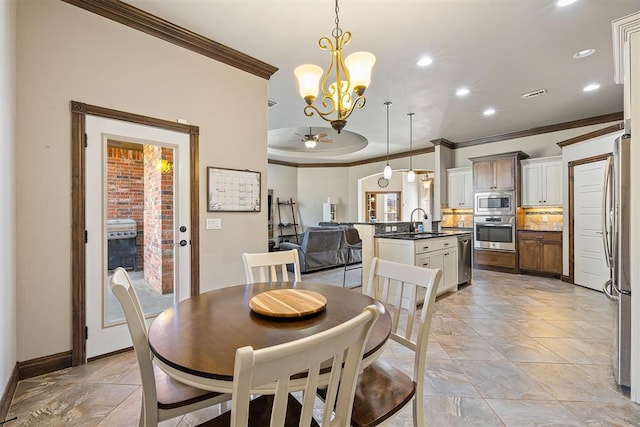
[{"xmin": 207, "ymin": 167, "xmax": 261, "ymax": 212}]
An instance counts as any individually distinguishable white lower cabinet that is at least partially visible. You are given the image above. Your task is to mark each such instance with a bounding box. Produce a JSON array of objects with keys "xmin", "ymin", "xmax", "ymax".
[{"xmin": 377, "ymin": 236, "xmax": 458, "ymax": 306}]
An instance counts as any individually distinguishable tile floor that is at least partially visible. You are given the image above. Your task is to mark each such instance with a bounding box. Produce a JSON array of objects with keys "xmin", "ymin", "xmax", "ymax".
[{"xmin": 8, "ymin": 268, "xmax": 640, "ymax": 426}]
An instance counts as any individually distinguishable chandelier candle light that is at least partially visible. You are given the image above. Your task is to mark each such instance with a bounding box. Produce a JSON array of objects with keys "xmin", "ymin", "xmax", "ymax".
[
  {"xmin": 294, "ymin": 0, "xmax": 376, "ymax": 133},
  {"xmin": 383, "ymin": 101, "xmax": 392, "ymax": 179},
  {"xmin": 407, "ymin": 112, "xmax": 415, "ymax": 182}
]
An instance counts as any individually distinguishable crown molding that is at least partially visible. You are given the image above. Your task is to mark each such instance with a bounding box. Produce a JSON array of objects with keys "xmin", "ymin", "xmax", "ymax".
[
  {"xmin": 453, "ymin": 112, "xmax": 623, "ymax": 148},
  {"xmin": 556, "ymin": 123, "xmax": 624, "ymax": 147},
  {"xmin": 61, "ymin": 0, "xmax": 278, "ymax": 80},
  {"xmin": 430, "ymin": 138, "xmax": 455, "ymax": 148}
]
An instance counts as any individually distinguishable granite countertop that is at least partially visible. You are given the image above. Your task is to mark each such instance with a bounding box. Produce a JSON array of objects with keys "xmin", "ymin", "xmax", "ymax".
[{"xmin": 375, "ymin": 230, "xmax": 472, "ymax": 240}]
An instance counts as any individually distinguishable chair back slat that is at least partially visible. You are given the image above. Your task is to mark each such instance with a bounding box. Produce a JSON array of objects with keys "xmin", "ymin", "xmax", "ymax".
[{"xmin": 242, "ymin": 249, "xmax": 301, "ymax": 284}]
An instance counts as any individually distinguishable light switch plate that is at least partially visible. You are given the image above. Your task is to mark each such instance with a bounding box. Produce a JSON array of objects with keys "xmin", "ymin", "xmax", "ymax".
[{"xmin": 206, "ymin": 218, "xmax": 222, "ymax": 230}]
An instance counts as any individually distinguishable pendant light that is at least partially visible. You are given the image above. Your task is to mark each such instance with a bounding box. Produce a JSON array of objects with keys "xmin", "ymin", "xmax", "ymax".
[
  {"xmin": 407, "ymin": 112, "xmax": 415, "ymax": 182},
  {"xmin": 383, "ymin": 101, "xmax": 392, "ymax": 179}
]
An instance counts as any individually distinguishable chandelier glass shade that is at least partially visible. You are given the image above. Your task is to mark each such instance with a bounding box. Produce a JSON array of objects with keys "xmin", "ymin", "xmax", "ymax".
[
  {"xmin": 294, "ymin": 0, "xmax": 375, "ymax": 133},
  {"xmin": 383, "ymin": 101, "xmax": 393, "ymax": 179},
  {"xmin": 407, "ymin": 112, "xmax": 415, "ymax": 182}
]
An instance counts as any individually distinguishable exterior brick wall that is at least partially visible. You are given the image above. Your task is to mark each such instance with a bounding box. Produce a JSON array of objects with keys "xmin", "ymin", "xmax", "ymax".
[
  {"xmin": 106, "ymin": 146, "xmax": 144, "ymax": 270},
  {"xmin": 143, "ymin": 145, "xmax": 174, "ymax": 294}
]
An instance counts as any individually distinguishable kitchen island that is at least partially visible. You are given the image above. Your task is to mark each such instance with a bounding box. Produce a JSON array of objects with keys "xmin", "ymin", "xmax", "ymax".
[{"xmin": 375, "ymin": 230, "xmax": 472, "ymax": 298}]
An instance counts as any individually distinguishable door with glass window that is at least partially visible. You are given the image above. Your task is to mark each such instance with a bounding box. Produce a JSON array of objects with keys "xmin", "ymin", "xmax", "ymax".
[{"xmin": 85, "ymin": 115, "xmax": 192, "ymax": 358}]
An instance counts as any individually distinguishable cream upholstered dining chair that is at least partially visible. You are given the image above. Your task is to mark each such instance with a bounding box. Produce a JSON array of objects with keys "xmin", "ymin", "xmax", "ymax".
[
  {"xmin": 350, "ymin": 257, "xmax": 442, "ymax": 427},
  {"xmin": 109, "ymin": 267, "xmax": 231, "ymax": 426},
  {"xmin": 242, "ymin": 249, "xmax": 301, "ymax": 284},
  {"xmin": 201, "ymin": 304, "xmax": 381, "ymax": 427}
]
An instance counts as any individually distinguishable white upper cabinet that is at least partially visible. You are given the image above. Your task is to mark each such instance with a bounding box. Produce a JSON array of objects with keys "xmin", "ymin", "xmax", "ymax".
[
  {"xmin": 447, "ymin": 167, "xmax": 473, "ymax": 208},
  {"xmin": 521, "ymin": 156, "xmax": 562, "ymax": 207}
]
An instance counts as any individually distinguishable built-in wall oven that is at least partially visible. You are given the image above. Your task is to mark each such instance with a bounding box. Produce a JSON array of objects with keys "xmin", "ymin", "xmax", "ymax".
[
  {"xmin": 474, "ymin": 216, "xmax": 515, "ymax": 251},
  {"xmin": 474, "ymin": 191, "xmax": 515, "ymax": 216}
]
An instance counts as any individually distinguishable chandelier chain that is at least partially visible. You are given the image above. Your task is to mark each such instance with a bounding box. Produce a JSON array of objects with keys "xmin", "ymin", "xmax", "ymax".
[{"xmin": 332, "ymin": 0, "xmax": 342, "ymax": 38}]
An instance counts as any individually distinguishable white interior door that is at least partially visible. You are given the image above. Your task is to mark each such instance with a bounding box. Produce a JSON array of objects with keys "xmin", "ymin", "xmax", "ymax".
[
  {"xmin": 573, "ymin": 160, "xmax": 609, "ymax": 291},
  {"xmin": 85, "ymin": 115, "xmax": 192, "ymax": 358}
]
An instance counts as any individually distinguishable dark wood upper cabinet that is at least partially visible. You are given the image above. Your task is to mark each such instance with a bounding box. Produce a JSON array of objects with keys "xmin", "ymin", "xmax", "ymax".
[{"xmin": 470, "ymin": 151, "xmax": 528, "ymax": 192}]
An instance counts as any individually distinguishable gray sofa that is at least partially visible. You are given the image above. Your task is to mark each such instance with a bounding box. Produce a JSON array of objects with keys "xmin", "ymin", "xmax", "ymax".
[{"xmin": 280, "ymin": 225, "xmax": 361, "ymax": 273}]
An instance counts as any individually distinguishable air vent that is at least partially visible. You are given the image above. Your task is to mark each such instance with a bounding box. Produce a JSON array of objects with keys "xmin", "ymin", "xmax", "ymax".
[
  {"xmin": 267, "ymin": 99, "xmax": 279, "ymax": 108},
  {"xmin": 520, "ymin": 89, "xmax": 547, "ymax": 100}
]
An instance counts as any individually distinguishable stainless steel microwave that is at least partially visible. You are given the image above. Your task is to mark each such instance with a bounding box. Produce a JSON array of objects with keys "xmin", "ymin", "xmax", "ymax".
[{"xmin": 474, "ymin": 191, "xmax": 515, "ymax": 216}]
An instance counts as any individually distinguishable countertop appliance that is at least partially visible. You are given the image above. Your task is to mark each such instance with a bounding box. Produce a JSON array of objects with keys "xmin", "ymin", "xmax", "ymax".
[
  {"xmin": 473, "ymin": 215, "xmax": 515, "ymax": 252},
  {"xmin": 457, "ymin": 234, "xmax": 472, "ymax": 284},
  {"xmin": 474, "ymin": 191, "xmax": 515, "ymax": 216},
  {"xmin": 602, "ymin": 134, "xmax": 631, "ymax": 387}
]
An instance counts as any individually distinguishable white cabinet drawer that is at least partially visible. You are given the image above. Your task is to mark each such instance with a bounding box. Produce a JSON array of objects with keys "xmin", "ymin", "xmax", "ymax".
[
  {"xmin": 415, "ymin": 253, "xmax": 431, "ymax": 268},
  {"xmin": 414, "ymin": 236, "xmax": 456, "ymax": 254}
]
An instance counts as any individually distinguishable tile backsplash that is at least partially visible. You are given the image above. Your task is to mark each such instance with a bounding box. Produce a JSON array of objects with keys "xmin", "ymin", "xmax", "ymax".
[
  {"xmin": 441, "ymin": 207, "xmax": 562, "ymax": 231},
  {"xmin": 441, "ymin": 208, "xmax": 473, "ymax": 228},
  {"xmin": 522, "ymin": 208, "xmax": 563, "ymax": 231}
]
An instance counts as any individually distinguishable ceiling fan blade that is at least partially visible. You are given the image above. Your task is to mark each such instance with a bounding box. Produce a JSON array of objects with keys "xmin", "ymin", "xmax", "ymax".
[
  {"xmin": 315, "ymin": 133, "xmax": 328, "ymax": 139},
  {"xmin": 318, "ymin": 138, "xmax": 334, "ymax": 143}
]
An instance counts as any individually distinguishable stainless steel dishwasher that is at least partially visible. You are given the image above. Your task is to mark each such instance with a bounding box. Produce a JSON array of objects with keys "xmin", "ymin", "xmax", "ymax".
[{"xmin": 457, "ymin": 234, "xmax": 472, "ymax": 284}]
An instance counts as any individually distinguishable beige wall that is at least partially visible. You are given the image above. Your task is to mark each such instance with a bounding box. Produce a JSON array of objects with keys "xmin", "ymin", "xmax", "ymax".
[
  {"xmin": 297, "ymin": 167, "xmax": 349, "ymax": 227},
  {"xmin": 1, "ymin": 0, "xmax": 16, "ymax": 392},
  {"xmin": 15, "ymin": 1, "xmax": 268, "ymax": 361}
]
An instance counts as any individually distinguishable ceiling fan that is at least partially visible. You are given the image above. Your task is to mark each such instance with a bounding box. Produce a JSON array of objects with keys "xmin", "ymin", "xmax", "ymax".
[{"xmin": 294, "ymin": 127, "xmax": 334, "ymax": 148}]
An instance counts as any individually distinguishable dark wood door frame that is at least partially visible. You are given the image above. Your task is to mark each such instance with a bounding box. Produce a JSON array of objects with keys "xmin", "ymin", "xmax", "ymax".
[
  {"xmin": 70, "ymin": 101, "xmax": 201, "ymax": 366},
  {"xmin": 566, "ymin": 153, "xmax": 611, "ymax": 285}
]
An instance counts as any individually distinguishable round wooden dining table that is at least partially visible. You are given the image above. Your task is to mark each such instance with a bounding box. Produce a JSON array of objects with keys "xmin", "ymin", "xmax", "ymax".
[{"xmin": 148, "ymin": 281, "xmax": 392, "ymax": 393}]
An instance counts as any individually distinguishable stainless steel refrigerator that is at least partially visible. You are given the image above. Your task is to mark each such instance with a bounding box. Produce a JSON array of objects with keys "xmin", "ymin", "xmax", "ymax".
[{"xmin": 602, "ymin": 134, "xmax": 631, "ymax": 387}]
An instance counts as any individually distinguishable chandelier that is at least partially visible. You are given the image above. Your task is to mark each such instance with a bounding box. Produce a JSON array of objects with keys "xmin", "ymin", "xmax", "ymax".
[{"xmin": 294, "ymin": 0, "xmax": 376, "ymax": 133}]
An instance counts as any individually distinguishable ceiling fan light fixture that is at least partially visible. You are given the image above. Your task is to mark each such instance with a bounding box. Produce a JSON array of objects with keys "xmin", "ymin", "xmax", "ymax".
[
  {"xmin": 294, "ymin": 0, "xmax": 375, "ymax": 133},
  {"xmin": 304, "ymin": 139, "xmax": 317, "ymax": 148}
]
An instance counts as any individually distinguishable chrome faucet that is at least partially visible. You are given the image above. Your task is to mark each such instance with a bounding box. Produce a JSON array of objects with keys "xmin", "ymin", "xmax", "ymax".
[{"xmin": 410, "ymin": 208, "xmax": 428, "ymax": 233}]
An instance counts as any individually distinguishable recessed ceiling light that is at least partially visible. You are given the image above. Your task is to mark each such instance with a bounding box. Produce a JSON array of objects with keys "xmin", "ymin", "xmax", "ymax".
[
  {"xmin": 417, "ymin": 57, "xmax": 433, "ymax": 67},
  {"xmin": 573, "ymin": 48, "xmax": 596, "ymax": 59},
  {"xmin": 483, "ymin": 108, "xmax": 496, "ymax": 116},
  {"xmin": 583, "ymin": 83, "xmax": 600, "ymax": 92},
  {"xmin": 556, "ymin": 0, "xmax": 578, "ymax": 7},
  {"xmin": 456, "ymin": 87, "xmax": 470, "ymax": 97}
]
